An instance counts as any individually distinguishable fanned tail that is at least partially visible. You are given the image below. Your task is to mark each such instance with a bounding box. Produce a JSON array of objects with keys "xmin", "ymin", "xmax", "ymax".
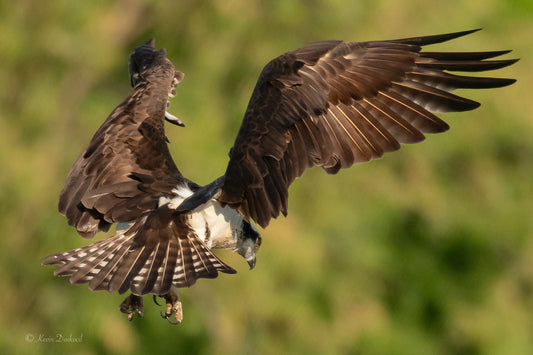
[{"xmin": 43, "ymin": 210, "xmax": 236, "ymax": 296}]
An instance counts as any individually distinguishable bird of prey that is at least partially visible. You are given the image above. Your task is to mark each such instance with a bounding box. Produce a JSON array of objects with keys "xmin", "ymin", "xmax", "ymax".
[{"xmin": 44, "ymin": 29, "xmax": 516, "ymax": 324}]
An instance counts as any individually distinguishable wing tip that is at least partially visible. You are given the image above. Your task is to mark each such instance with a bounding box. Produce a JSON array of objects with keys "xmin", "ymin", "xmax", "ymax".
[{"xmin": 392, "ymin": 28, "xmax": 482, "ymax": 46}]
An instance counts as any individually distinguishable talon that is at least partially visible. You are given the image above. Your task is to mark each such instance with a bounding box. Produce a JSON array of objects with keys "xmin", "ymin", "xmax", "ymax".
[
  {"xmin": 167, "ymin": 317, "xmax": 181, "ymax": 325},
  {"xmin": 119, "ymin": 294, "xmax": 143, "ymax": 321},
  {"xmin": 157, "ymin": 287, "xmax": 183, "ymax": 324},
  {"xmin": 160, "ymin": 310, "xmax": 171, "ymax": 319},
  {"xmin": 159, "ymin": 306, "xmax": 176, "ymax": 320},
  {"xmin": 153, "ymin": 295, "xmax": 161, "ymax": 306}
]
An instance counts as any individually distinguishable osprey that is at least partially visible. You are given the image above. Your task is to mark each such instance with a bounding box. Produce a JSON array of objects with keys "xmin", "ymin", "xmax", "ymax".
[{"xmin": 44, "ymin": 29, "xmax": 516, "ymax": 324}]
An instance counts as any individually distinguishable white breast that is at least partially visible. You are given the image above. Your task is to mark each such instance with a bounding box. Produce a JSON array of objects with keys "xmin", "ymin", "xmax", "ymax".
[
  {"xmin": 158, "ymin": 185, "xmax": 242, "ymax": 248},
  {"xmin": 189, "ymin": 200, "xmax": 242, "ymax": 248}
]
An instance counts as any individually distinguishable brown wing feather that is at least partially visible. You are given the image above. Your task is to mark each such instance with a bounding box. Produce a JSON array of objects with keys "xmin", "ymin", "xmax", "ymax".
[
  {"xmin": 219, "ymin": 29, "xmax": 517, "ymax": 228},
  {"xmin": 58, "ymin": 64, "xmax": 186, "ymax": 238},
  {"xmin": 50, "ymin": 42, "xmax": 239, "ymax": 298}
]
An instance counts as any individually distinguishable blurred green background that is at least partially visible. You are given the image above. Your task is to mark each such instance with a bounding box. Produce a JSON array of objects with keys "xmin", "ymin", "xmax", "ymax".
[{"xmin": 1, "ymin": 0, "xmax": 531, "ymax": 354}]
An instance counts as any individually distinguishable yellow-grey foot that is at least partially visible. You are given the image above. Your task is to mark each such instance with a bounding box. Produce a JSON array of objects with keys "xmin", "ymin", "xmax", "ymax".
[
  {"xmin": 156, "ymin": 287, "xmax": 182, "ymax": 324},
  {"xmin": 119, "ymin": 294, "xmax": 144, "ymax": 321}
]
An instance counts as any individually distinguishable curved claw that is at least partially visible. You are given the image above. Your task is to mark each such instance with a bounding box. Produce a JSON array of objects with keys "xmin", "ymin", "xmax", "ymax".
[
  {"xmin": 167, "ymin": 317, "xmax": 181, "ymax": 325},
  {"xmin": 160, "ymin": 311, "xmax": 169, "ymax": 319},
  {"xmin": 160, "ymin": 310, "xmax": 181, "ymax": 324},
  {"xmin": 160, "ymin": 308, "xmax": 176, "ymax": 318},
  {"xmin": 155, "ymin": 288, "xmax": 183, "ymax": 324},
  {"xmin": 153, "ymin": 295, "xmax": 161, "ymax": 306}
]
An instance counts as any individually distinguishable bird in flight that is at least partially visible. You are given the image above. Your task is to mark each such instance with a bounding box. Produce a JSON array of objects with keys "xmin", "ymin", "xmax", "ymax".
[{"xmin": 44, "ymin": 29, "xmax": 516, "ymax": 324}]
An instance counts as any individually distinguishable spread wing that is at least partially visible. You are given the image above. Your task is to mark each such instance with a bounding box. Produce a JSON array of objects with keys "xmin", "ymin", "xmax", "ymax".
[
  {"xmin": 58, "ymin": 70, "xmax": 187, "ymax": 238},
  {"xmin": 52, "ymin": 42, "xmax": 236, "ymax": 294},
  {"xmin": 218, "ymin": 29, "xmax": 517, "ymax": 228}
]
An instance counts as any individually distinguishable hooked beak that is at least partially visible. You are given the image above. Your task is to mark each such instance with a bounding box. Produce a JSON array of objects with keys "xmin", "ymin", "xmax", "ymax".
[
  {"xmin": 246, "ymin": 255, "xmax": 256, "ymax": 270},
  {"xmin": 238, "ymin": 223, "xmax": 261, "ymax": 270}
]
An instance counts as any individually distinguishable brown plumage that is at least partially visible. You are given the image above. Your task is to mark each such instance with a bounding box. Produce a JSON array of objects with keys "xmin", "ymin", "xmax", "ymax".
[
  {"xmin": 44, "ymin": 30, "xmax": 516, "ymax": 323},
  {"xmin": 218, "ymin": 29, "xmax": 517, "ymax": 227}
]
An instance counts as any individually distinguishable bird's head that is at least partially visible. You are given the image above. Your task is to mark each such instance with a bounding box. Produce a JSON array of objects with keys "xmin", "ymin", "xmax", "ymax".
[
  {"xmin": 236, "ymin": 221, "xmax": 262, "ymax": 269},
  {"xmin": 128, "ymin": 38, "xmax": 184, "ymax": 88},
  {"xmin": 128, "ymin": 39, "xmax": 185, "ymax": 126}
]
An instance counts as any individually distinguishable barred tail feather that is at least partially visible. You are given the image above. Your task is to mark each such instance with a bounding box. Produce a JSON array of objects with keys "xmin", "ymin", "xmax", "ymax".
[{"xmin": 43, "ymin": 211, "xmax": 236, "ymax": 296}]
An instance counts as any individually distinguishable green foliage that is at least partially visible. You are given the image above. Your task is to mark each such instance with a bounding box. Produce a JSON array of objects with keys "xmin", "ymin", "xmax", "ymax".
[{"xmin": 1, "ymin": 1, "xmax": 531, "ymax": 354}]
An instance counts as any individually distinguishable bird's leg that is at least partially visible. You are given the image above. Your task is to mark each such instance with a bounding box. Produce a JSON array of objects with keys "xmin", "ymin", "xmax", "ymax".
[
  {"xmin": 165, "ymin": 94, "xmax": 185, "ymax": 127},
  {"xmin": 156, "ymin": 287, "xmax": 183, "ymax": 324},
  {"xmin": 164, "ymin": 111, "xmax": 185, "ymax": 127},
  {"xmin": 119, "ymin": 294, "xmax": 144, "ymax": 321}
]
